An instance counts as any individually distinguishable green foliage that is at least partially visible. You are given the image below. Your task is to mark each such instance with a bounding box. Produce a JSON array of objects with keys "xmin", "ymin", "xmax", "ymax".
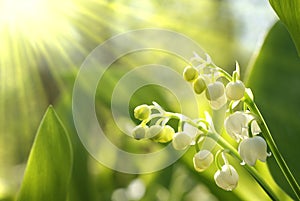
[
  {"xmin": 269, "ymin": 0, "xmax": 300, "ymax": 55},
  {"xmin": 16, "ymin": 106, "xmax": 73, "ymax": 201},
  {"xmin": 246, "ymin": 21, "xmax": 300, "ymax": 199},
  {"xmin": 2, "ymin": 1, "xmax": 300, "ymax": 201}
]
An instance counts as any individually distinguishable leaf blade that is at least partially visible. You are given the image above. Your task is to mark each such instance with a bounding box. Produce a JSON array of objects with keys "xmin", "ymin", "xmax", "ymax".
[
  {"xmin": 246, "ymin": 21, "xmax": 300, "ymax": 199},
  {"xmin": 17, "ymin": 106, "xmax": 73, "ymax": 201},
  {"xmin": 269, "ymin": 0, "xmax": 300, "ymax": 55}
]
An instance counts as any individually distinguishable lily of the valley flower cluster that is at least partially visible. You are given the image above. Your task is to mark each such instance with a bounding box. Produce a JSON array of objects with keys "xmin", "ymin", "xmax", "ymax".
[{"xmin": 131, "ymin": 53, "xmax": 271, "ymax": 191}]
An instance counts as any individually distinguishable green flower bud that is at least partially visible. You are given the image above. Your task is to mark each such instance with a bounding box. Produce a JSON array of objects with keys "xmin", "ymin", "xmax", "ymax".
[
  {"xmin": 132, "ymin": 125, "xmax": 148, "ymax": 140},
  {"xmin": 225, "ymin": 80, "xmax": 245, "ymax": 100},
  {"xmin": 193, "ymin": 150, "xmax": 214, "ymax": 172},
  {"xmin": 205, "ymin": 81, "xmax": 225, "ymax": 101},
  {"xmin": 214, "ymin": 165, "xmax": 239, "ymax": 191},
  {"xmin": 148, "ymin": 125, "xmax": 175, "ymax": 143},
  {"xmin": 183, "ymin": 66, "xmax": 198, "ymax": 82},
  {"xmin": 193, "ymin": 76, "xmax": 206, "ymax": 94},
  {"xmin": 134, "ymin": 104, "xmax": 151, "ymax": 120}
]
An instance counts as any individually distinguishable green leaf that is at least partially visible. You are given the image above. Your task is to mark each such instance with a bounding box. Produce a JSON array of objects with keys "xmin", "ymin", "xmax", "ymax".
[
  {"xmin": 269, "ymin": 0, "xmax": 300, "ymax": 55},
  {"xmin": 246, "ymin": 21, "xmax": 300, "ymax": 199},
  {"xmin": 17, "ymin": 106, "xmax": 73, "ymax": 201}
]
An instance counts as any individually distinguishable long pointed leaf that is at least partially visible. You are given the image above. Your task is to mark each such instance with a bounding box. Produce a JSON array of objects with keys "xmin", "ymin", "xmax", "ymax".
[
  {"xmin": 269, "ymin": 0, "xmax": 300, "ymax": 55},
  {"xmin": 17, "ymin": 106, "xmax": 73, "ymax": 201},
  {"xmin": 246, "ymin": 21, "xmax": 300, "ymax": 199}
]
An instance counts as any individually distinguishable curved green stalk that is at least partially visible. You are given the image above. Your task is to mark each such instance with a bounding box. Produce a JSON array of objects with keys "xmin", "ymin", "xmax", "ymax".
[
  {"xmin": 244, "ymin": 92, "xmax": 300, "ymax": 200},
  {"xmin": 150, "ymin": 105, "xmax": 292, "ymax": 200},
  {"xmin": 206, "ymin": 132, "xmax": 281, "ymax": 201},
  {"xmin": 180, "ymin": 114, "xmax": 280, "ymax": 201}
]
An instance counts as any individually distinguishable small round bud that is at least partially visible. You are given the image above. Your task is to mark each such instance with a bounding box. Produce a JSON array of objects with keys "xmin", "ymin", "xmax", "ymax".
[
  {"xmin": 214, "ymin": 165, "xmax": 239, "ymax": 191},
  {"xmin": 205, "ymin": 81, "xmax": 225, "ymax": 101},
  {"xmin": 148, "ymin": 125, "xmax": 175, "ymax": 143},
  {"xmin": 134, "ymin": 104, "xmax": 151, "ymax": 121},
  {"xmin": 193, "ymin": 150, "xmax": 214, "ymax": 172},
  {"xmin": 132, "ymin": 125, "xmax": 148, "ymax": 140},
  {"xmin": 238, "ymin": 136, "xmax": 271, "ymax": 166},
  {"xmin": 193, "ymin": 76, "xmax": 206, "ymax": 94},
  {"xmin": 225, "ymin": 80, "xmax": 245, "ymax": 100},
  {"xmin": 183, "ymin": 66, "xmax": 198, "ymax": 82},
  {"xmin": 172, "ymin": 132, "xmax": 192, "ymax": 150}
]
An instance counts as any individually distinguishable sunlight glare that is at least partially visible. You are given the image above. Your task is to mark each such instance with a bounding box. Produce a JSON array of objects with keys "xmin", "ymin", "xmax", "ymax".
[{"xmin": 0, "ymin": 0, "xmax": 76, "ymax": 44}]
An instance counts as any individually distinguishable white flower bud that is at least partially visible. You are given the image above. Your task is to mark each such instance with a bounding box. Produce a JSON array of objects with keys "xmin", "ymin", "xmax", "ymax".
[
  {"xmin": 134, "ymin": 104, "xmax": 151, "ymax": 120},
  {"xmin": 172, "ymin": 132, "xmax": 192, "ymax": 150},
  {"xmin": 224, "ymin": 111, "xmax": 249, "ymax": 141},
  {"xmin": 238, "ymin": 136, "xmax": 271, "ymax": 166},
  {"xmin": 146, "ymin": 125, "xmax": 162, "ymax": 138},
  {"xmin": 225, "ymin": 80, "xmax": 245, "ymax": 100},
  {"xmin": 214, "ymin": 165, "xmax": 239, "ymax": 191},
  {"xmin": 193, "ymin": 150, "xmax": 214, "ymax": 172},
  {"xmin": 183, "ymin": 66, "xmax": 199, "ymax": 82},
  {"xmin": 205, "ymin": 81, "xmax": 225, "ymax": 101},
  {"xmin": 132, "ymin": 125, "xmax": 148, "ymax": 140}
]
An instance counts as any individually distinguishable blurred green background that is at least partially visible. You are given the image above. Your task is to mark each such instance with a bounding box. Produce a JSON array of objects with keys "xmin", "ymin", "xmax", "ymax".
[{"xmin": 4, "ymin": 0, "xmax": 299, "ymax": 200}]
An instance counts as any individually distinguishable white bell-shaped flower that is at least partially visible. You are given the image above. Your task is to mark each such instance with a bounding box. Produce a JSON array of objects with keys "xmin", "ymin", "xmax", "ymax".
[
  {"xmin": 214, "ymin": 165, "xmax": 239, "ymax": 191},
  {"xmin": 238, "ymin": 136, "xmax": 271, "ymax": 166},
  {"xmin": 205, "ymin": 81, "xmax": 225, "ymax": 101},
  {"xmin": 172, "ymin": 132, "xmax": 192, "ymax": 150},
  {"xmin": 182, "ymin": 122, "xmax": 206, "ymax": 145},
  {"xmin": 224, "ymin": 111, "xmax": 249, "ymax": 141},
  {"xmin": 193, "ymin": 150, "xmax": 214, "ymax": 172},
  {"xmin": 250, "ymin": 120, "xmax": 261, "ymax": 135},
  {"xmin": 224, "ymin": 111, "xmax": 261, "ymax": 141},
  {"xmin": 206, "ymin": 81, "xmax": 227, "ymax": 110},
  {"xmin": 225, "ymin": 80, "xmax": 245, "ymax": 100}
]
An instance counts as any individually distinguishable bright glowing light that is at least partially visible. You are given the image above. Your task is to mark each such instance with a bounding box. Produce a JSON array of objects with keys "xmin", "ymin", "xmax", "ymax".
[{"xmin": 0, "ymin": 0, "xmax": 77, "ymax": 44}]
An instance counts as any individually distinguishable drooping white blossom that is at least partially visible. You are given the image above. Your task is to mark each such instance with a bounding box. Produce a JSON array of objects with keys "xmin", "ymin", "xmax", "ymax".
[
  {"xmin": 193, "ymin": 150, "xmax": 214, "ymax": 172},
  {"xmin": 238, "ymin": 136, "xmax": 271, "ymax": 166},
  {"xmin": 206, "ymin": 81, "xmax": 227, "ymax": 110},
  {"xmin": 214, "ymin": 165, "xmax": 239, "ymax": 191},
  {"xmin": 224, "ymin": 111, "xmax": 261, "ymax": 141},
  {"xmin": 172, "ymin": 132, "xmax": 192, "ymax": 150}
]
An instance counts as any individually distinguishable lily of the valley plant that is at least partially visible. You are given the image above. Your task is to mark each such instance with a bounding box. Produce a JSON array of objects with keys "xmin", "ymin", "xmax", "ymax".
[{"xmin": 132, "ymin": 53, "xmax": 300, "ymax": 200}]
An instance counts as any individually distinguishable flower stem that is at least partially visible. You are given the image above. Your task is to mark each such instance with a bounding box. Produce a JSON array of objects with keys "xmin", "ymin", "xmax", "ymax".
[
  {"xmin": 244, "ymin": 92, "xmax": 300, "ymax": 200},
  {"xmin": 207, "ymin": 132, "xmax": 281, "ymax": 201},
  {"xmin": 162, "ymin": 108, "xmax": 285, "ymax": 200}
]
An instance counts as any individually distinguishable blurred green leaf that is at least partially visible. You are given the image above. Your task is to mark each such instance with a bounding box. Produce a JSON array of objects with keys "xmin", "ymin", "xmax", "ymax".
[
  {"xmin": 269, "ymin": 0, "xmax": 300, "ymax": 55},
  {"xmin": 246, "ymin": 21, "xmax": 300, "ymax": 199},
  {"xmin": 16, "ymin": 106, "xmax": 73, "ymax": 201}
]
